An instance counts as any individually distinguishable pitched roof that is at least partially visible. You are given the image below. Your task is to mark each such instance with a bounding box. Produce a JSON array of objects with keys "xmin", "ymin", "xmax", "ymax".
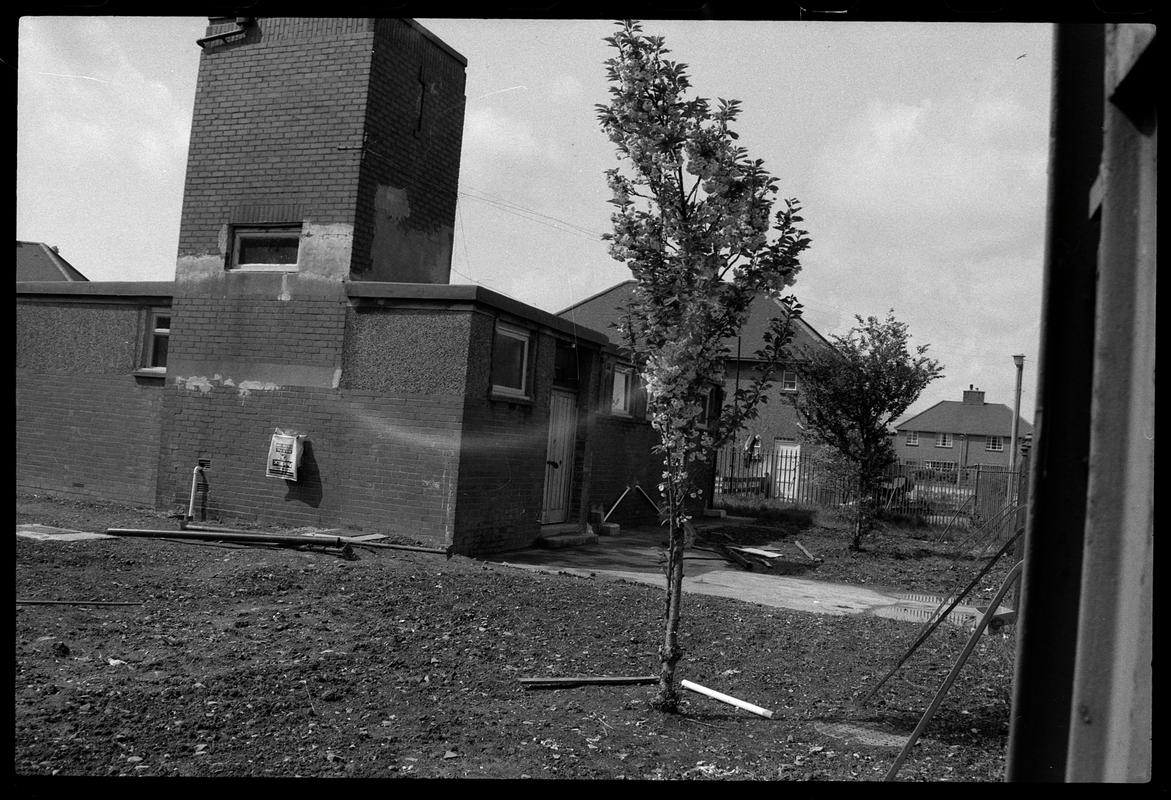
[
  {"xmin": 896, "ymin": 400, "xmax": 1034, "ymax": 438},
  {"xmin": 557, "ymin": 279, "xmax": 832, "ymax": 359},
  {"xmin": 16, "ymin": 241, "xmax": 89, "ymax": 281}
]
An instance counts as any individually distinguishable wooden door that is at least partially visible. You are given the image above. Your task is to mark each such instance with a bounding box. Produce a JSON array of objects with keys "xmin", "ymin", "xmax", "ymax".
[{"xmin": 541, "ymin": 390, "xmax": 577, "ymax": 524}]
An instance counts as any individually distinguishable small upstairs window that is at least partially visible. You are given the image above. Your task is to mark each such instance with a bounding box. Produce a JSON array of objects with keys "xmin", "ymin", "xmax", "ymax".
[
  {"xmin": 780, "ymin": 370, "xmax": 798, "ymax": 391},
  {"xmin": 986, "ymin": 435, "xmax": 1004, "ymax": 452},
  {"xmin": 905, "ymin": 431, "xmax": 919, "ymax": 446},
  {"xmin": 229, "ymin": 225, "xmax": 301, "ymax": 271},
  {"xmin": 935, "ymin": 432, "xmax": 953, "ymax": 448}
]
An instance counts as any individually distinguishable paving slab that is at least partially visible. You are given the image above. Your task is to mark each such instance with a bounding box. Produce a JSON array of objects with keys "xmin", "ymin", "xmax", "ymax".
[{"xmin": 16, "ymin": 524, "xmax": 113, "ymax": 542}]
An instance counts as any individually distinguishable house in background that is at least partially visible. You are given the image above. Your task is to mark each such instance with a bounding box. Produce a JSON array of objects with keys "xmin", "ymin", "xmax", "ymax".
[
  {"xmin": 892, "ymin": 386, "xmax": 1034, "ymax": 470},
  {"xmin": 559, "ymin": 280, "xmax": 834, "ymax": 448},
  {"xmin": 16, "ymin": 241, "xmax": 89, "ymax": 281},
  {"xmin": 558, "ymin": 280, "xmax": 835, "ymax": 500}
]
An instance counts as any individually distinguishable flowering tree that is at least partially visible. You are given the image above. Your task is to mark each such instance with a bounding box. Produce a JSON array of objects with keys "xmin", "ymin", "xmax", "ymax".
[
  {"xmin": 597, "ymin": 20, "xmax": 811, "ymax": 712},
  {"xmin": 794, "ymin": 311, "xmax": 943, "ymax": 550}
]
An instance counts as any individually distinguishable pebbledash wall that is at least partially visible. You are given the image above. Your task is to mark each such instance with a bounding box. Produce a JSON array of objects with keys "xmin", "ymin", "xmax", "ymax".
[
  {"xmin": 16, "ymin": 17, "xmax": 675, "ymax": 554},
  {"xmin": 16, "ymin": 283, "xmax": 173, "ymax": 506}
]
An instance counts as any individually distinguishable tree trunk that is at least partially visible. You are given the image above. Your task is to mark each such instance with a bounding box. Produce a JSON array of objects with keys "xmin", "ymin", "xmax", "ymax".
[{"xmin": 653, "ymin": 479, "xmax": 686, "ymax": 712}]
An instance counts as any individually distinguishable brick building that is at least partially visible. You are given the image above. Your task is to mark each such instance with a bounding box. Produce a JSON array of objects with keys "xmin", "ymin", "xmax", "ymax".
[
  {"xmin": 16, "ymin": 17, "xmax": 672, "ymax": 554},
  {"xmin": 559, "ymin": 280, "xmax": 835, "ymax": 455}
]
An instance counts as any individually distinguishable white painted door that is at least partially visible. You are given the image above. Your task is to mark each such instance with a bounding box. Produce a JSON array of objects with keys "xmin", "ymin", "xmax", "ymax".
[
  {"xmin": 772, "ymin": 440, "xmax": 801, "ymax": 501},
  {"xmin": 542, "ymin": 390, "xmax": 577, "ymax": 524}
]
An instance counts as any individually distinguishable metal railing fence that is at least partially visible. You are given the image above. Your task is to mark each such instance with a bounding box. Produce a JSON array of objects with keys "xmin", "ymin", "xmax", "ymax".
[{"xmin": 712, "ymin": 446, "xmax": 1019, "ymax": 528}]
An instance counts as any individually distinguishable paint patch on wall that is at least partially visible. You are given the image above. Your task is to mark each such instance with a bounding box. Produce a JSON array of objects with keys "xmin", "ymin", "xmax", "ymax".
[
  {"xmin": 237, "ymin": 380, "xmax": 281, "ymax": 398},
  {"xmin": 178, "ymin": 375, "xmax": 215, "ymax": 394}
]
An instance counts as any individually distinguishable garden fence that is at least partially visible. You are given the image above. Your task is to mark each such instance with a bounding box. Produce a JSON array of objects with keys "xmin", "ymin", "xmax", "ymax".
[{"xmin": 712, "ymin": 446, "xmax": 1020, "ymax": 528}]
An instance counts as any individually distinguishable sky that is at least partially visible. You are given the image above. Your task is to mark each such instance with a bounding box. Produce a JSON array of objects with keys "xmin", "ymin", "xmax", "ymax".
[{"xmin": 16, "ymin": 16, "xmax": 1053, "ymax": 423}]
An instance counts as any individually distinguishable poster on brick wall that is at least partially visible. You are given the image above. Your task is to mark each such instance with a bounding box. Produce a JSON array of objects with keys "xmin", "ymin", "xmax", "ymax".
[{"xmin": 266, "ymin": 429, "xmax": 304, "ymax": 481}]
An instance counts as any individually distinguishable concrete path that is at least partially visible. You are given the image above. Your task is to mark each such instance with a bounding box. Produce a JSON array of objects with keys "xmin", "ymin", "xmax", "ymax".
[{"xmin": 485, "ymin": 523, "xmax": 986, "ymax": 628}]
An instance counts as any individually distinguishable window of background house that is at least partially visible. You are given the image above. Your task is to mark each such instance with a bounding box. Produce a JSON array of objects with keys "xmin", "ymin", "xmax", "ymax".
[
  {"xmin": 696, "ymin": 387, "xmax": 719, "ymax": 429},
  {"xmin": 935, "ymin": 432, "xmax": 953, "ymax": 448},
  {"xmin": 611, "ymin": 365, "xmax": 633, "ymax": 416},
  {"xmin": 229, "ymin": 225, "xmax": 302, "ymax": 271},
  {"xmin": 926, "ymin": 460, "xmax": 957, "ymax": 472},
  {"xmin": 781, "ymin": 370, "xmax": 798, "ymax": 391},
  {"xmin": 141, "ymin": 309, "xmax": 170, "ymax": 371},
  {"xmin": 986, "ymin": 435, "xmax": 1004, "ymax": 452},
  {"xmin": 491, "ymin": 322, "xmax": 530, "ymax": 398},
  {"xmin": 905, "ymin": 431, "xmax": 919, "ymax": 446}
]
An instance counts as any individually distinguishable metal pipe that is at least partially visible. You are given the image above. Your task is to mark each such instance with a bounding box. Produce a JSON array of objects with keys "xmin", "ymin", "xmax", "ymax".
[
  {"xmin": 603, "ymin": 486, "xmax": 632, "ymax": 522},
  {"xmin": 885, "ymin": 560, "xmax": 1024, "ymax": 781},
  {"xmin": 109, "ymin": 528, "xmax": 355, "ymax": 548},
  {"xmin": 108, "ymin": 526, "xmax": 452, "ymax": 556},
  {"xmin": 856, "ymin": 528, "xmax": 1022, "ymax": 709},
  {"xmin": 1009, "ymin": 355, "xmax": 1025, "ymax": 476},
  {"xmin": 186, "ymin": 465, "xmax": 201, "ymax": 521}
]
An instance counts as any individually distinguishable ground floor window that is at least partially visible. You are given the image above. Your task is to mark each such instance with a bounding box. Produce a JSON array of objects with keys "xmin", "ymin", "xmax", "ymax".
[
  {"xmin": 492, "ymin": 322, "xmax": 531, "ymax": 398},
  {"xmin": 141, "ymin": 309, "xmax": 170, "ymax": 371},
  {"xmin": 611, "ymin": 365, "xmax": 633, "ymax": 415}
]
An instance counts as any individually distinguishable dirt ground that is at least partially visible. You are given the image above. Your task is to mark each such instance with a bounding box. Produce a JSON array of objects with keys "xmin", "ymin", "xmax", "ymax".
[{"xmin": 15, "ymin": 491, "xmax": 1018, "ymax": 781}]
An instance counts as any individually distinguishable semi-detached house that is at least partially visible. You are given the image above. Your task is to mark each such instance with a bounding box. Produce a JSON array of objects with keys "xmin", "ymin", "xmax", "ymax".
[{"xmin": 892, "ymin": 386, "xmax": 1034, "ymax": 471}]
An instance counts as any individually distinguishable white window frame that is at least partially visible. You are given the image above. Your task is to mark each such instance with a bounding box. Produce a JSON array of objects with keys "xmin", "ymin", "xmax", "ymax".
[
  {"xmin": 935, "ymin": 432, "xmax": 954, "ymax": 448},
  {"xmin": 905, "ymin": 431, "xmax": 919, "ymax": 447},
  {"xmin": 611, "ymin": 364, "xmax": 634, "ymax": 417},
  {"xmin": 138, "ymin": 308, "xmax": 170, "ymax": 374},
  {"xmin": 229, "ymin": 225, "xmax": 302, "ymax": 272},
  {"xmin": 986, "ymin": 435, "xmax": 1004, "ymax": 452},
  {"xmin": 780, "ymin": 370, "xmax": 798, "ymax": 392},
  {"xmin": 925, "ymin": 460, "xmax": 957, "ymax": 472},
  {"xmin": 491, "ymin": 322, "xmax": 531, "ymax": 399}
]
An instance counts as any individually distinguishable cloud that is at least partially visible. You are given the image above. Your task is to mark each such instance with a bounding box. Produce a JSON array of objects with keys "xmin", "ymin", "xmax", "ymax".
[
  {"xmin": 18, "ymin": 18, "xmax": 192, "ymax": 176},
  {"xmin": 815, "ymin": 94, "xmax": 1047, "ymax": 243}
]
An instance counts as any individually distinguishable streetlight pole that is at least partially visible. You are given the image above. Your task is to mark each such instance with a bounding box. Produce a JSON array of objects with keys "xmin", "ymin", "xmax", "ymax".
[{"xmin": 1009, "ymin": 354, "xmax": 1025, "ymax": 475}]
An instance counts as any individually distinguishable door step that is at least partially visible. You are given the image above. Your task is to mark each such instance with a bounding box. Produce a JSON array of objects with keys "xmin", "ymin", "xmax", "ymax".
[{"xmin": 536, "ymin": 524, "xmax": 598, "ymax": 548}]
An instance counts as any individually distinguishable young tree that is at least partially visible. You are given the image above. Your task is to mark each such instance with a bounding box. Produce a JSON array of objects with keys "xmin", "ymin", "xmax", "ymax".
[
  {"xmin": 794, "ymin": 311, "xmax": 943, "ymax": 550},
  {"xmin": 597, "ymin": 20, "xmax": 811, "ymax": 712}
]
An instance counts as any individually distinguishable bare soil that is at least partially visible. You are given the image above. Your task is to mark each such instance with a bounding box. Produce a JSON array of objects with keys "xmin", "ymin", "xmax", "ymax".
[{"xmin": 15, "ymin": 490, "xmax": 1018, "ymax": 781}]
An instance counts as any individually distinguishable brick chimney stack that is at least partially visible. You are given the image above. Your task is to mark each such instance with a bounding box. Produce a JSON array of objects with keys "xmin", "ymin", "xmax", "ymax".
[{"xmin": 963, "ymin": 385, "xmax": 986, "ymax": 404}]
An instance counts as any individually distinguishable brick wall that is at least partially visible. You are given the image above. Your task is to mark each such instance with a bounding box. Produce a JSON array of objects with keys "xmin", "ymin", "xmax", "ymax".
[
  {"xmin": 177, "ymin": 18, "xmax": 373, "ymax": 263},
  {"xmin": 157, "ymin": 304, "xmax": 472, "ymax": 546},
  {"xmin": 354, "ymin": 19, "xmax": 466, "ymax": 282},
  {"xmin": 155, "ymin": 385, "xmax": 463, "ymax": 544},
  {"xmin": 178, "ymin": 17, "xmax": 464, "ymax": 283},
  {"xmin": 453, "ymin": 311, "xmax": 553, "ymax": 554},
  {"xmin": 16, "ymin": 291, "xmax": 170, "ymax": 506}
]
